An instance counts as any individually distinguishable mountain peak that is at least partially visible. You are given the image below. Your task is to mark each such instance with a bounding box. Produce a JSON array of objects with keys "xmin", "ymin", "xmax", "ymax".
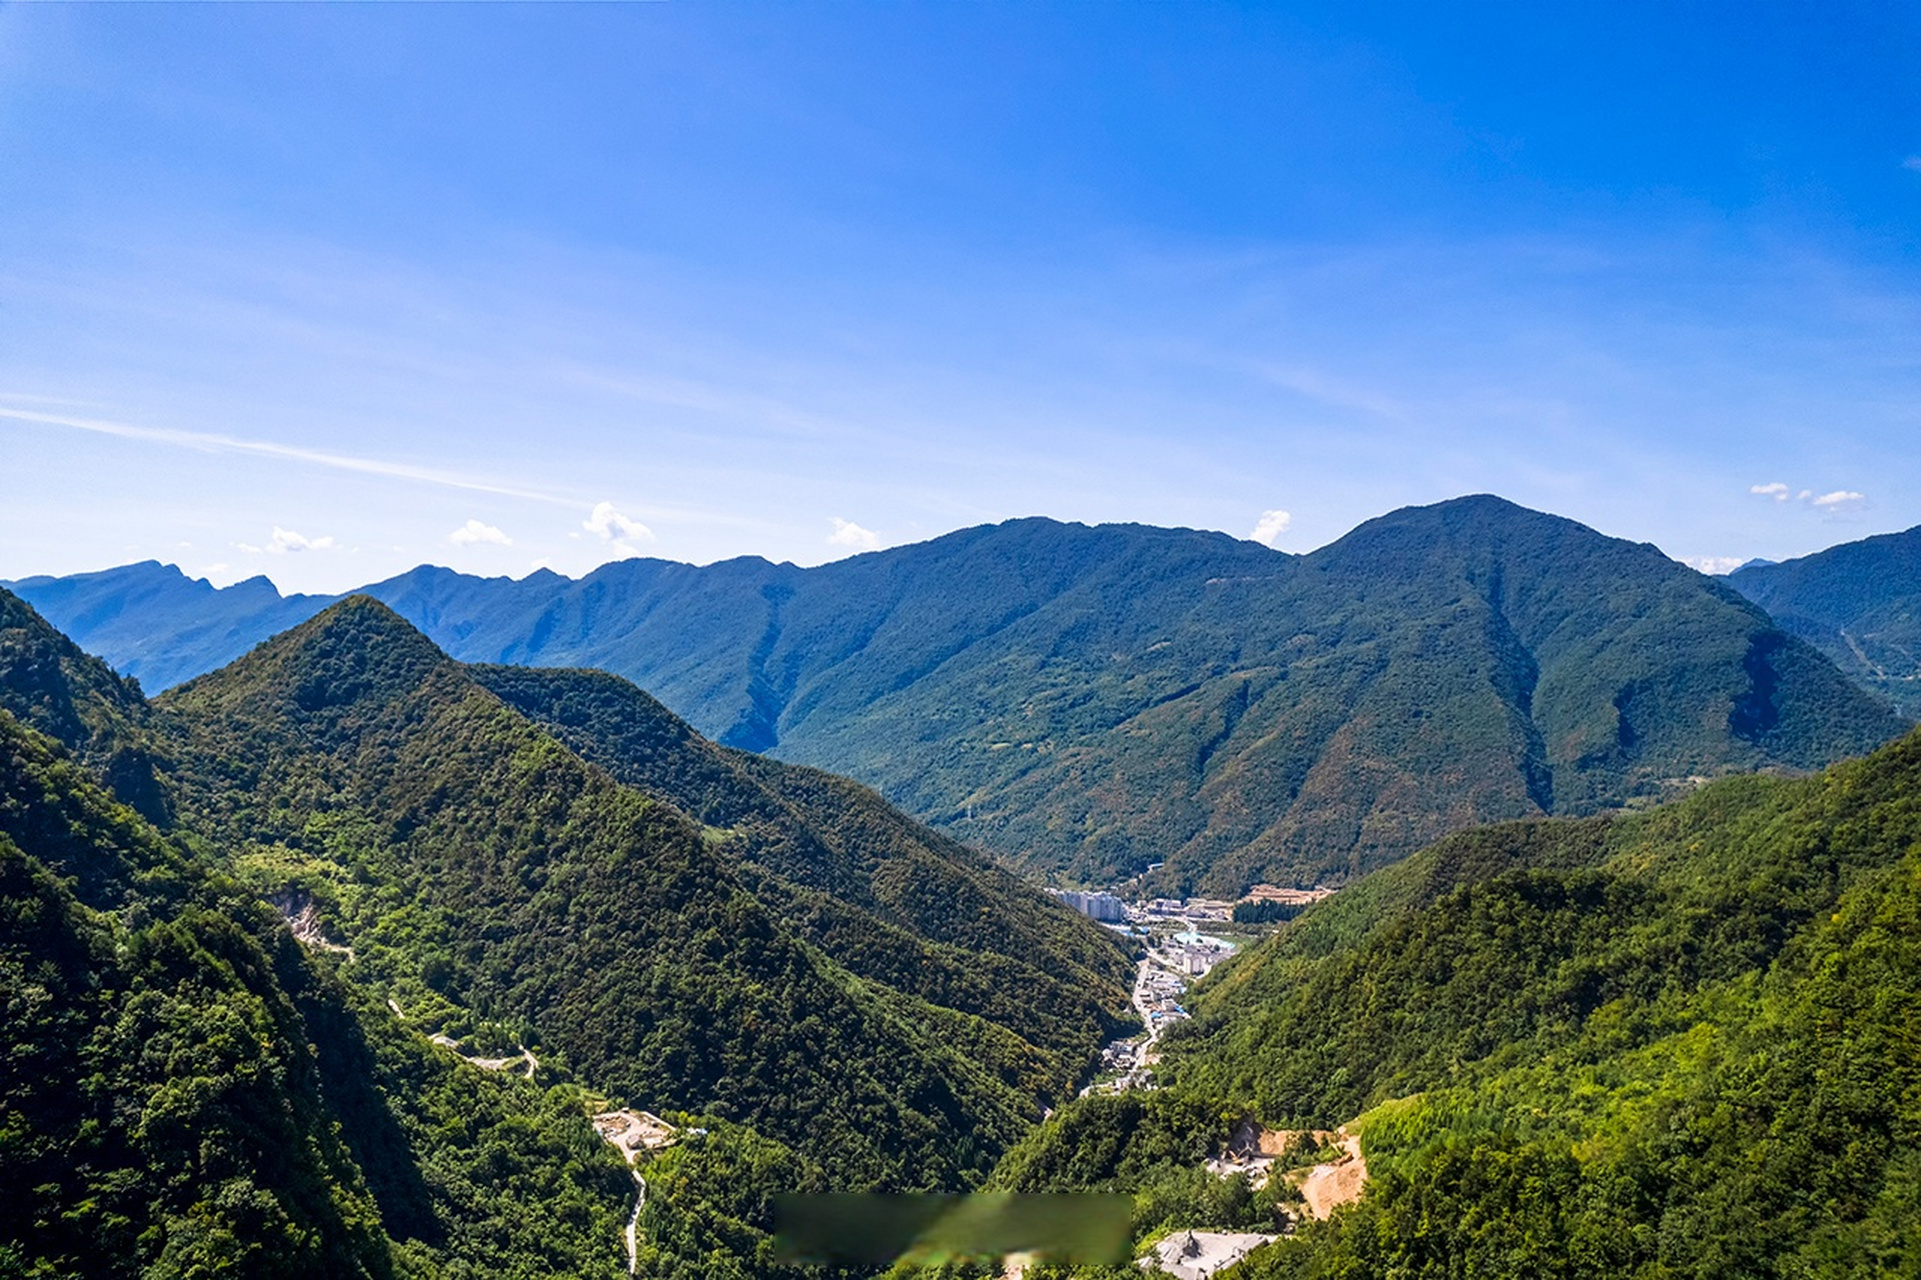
[
  {"xmin": 1367, "ymin": 493, "xmax": 1586, "ymax": 534},
  {"xmin": 1320, "ymin": 494, "xmax": 1680, "ymax": 583},
  {"xmin": 263, "ymin": 593, "xmax": 445, "ymax": 673},
  {"xmin": 162, "ymin": 593, "xmax": 452, "ymax": 723}
]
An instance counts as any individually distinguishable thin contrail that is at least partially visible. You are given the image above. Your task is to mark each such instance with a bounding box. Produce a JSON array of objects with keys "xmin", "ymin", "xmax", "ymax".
[{"xmin": 0, "ymin": 405, "xmax": 577, "ymax": 506}]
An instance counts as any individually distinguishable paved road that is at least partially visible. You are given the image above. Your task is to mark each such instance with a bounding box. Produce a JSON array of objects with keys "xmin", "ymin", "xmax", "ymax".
[{"xmin": 623, "ymin": 1169, "xmax": 647, "ymax": 1274}]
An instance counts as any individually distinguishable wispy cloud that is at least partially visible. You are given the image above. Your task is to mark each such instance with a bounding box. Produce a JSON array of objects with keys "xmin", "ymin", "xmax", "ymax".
[
  {"xmin": 1904, "ymin": 156, "xmax": 1921, "ymax": 173},
  {"xmin": 1749, "ymin": 481, "xmax": 1791, "ymax": 501},
  {"xmin": 1244, "ymin": 362, "xmax": 1410, "ymax": 422},
  {"xmin": 0, "ymin": 406, "xmax": 575, "ymax": 506},
  {"xmin": 1811, "ymin": 489, "xmax": 1866, "ymax": 511},
  {"xmin": 1248, "ymin": 509, "xmax": 1293, "ymax": 547},
  {"xmin": 827, "ymin": 517, "xmax": 881, "ymax": 551},
  {"xmin": 448, "ymin": 518, "xmax": 511, "ymax": 546}
]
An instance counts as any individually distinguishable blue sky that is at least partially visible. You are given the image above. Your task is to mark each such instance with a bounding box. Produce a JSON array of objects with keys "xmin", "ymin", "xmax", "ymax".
[{"xmin": 2, "ymin": 2, "xmax": 1918, "ymax": 593}]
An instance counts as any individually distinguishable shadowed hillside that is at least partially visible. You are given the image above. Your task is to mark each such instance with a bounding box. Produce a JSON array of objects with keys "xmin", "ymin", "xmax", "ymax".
[
  {"xmin": 471, "ymin": 663, "xmax": 1135, "ymax": 1086},
  {"xmin": 1731, "ymin": 522, "xmax": 1921, "ymax": 716},
  {"xmin": 0, "ymin": 694, "xmax": 634, "ymax": 1277}
]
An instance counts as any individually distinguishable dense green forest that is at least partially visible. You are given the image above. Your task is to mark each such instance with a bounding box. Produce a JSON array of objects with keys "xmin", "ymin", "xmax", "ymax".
[
  {"xmin": 0, "ymin": 587, "xmax": 1134, "ymax": 1275},
  {"xmin": 988, "ymin": 721, "xmax": 1921, "ymax": 1277},
  {"xmin": 8, "ymin": 554, "xmax": 1921, "ymax": 1276},
  {"xmin": 14, "ymin": 497, "xmax": 1903, "ymax": 893},
  {"xmin": 473, "ymin": 662, "xmax": 1135, "ymax": 1086},
  {"xmin": 152, "ymin": 599, "xmax": 1130, "ymax": 1186},
  {"xmin": 0, "ymin": 709, "xmax": 636, "ymax": 1278}
]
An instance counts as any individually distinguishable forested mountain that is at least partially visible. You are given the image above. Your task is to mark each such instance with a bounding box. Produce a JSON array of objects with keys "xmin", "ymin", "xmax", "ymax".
[
  {"xmin": 0, "ymin": 587, "xmax": 172, "ymax": 823},
  {"xmin": 0, "ymin": 669, "xmax": 633, "ymax": 1276},
  {"xmin": 12, "ymin": 497, "xmax": 1903, "ymax": 891},
  {"xmin": 152, "ymin": 597, "xmax": 1131, "ymax": 1187},
  {"xmin": 8, "ymin": 549, "xmax": 1918, "ymax": 1273},
  {"xmin": 994, "ymin": 720, "xmax": 1921, "ymax": 1277},
  {"xmin": 0, "ymin": 587, "xmax": 1134, "ymax": 1275},
  {"xmin": 1730, "ymin": 523, "xmax": 1921, "ymax": 716},
  {"xmin": 471, "ymin": 663, "xmax": 1132, "ymax": 1081}
]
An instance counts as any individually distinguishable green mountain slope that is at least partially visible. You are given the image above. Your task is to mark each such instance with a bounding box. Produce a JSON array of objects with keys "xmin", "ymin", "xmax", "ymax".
[
  {"xmin": 993, "ymin": 721, "xmax": 1921, "ymax": 1277},
  {"xmin": 4, "ymin": 586, "xmax": 1142, "ymax": 1274},
  {"xmin": 1730, "ymin": 523, "xmax": 1921, "ymax": 716},
  {"xmin": 14, "ymin": 498, "xmax": 1904, "ymax": 891},
  {"xmin": 153, "ymin": 596, "xmax": 1121, "ymax": 1188},
  {"xmin": 0, "ymin": 719, "xmax": 395, "ymax": 1278},
  {"xmin": 0, "ymin": 708, "xmax": 634, "ymax": 1278},
  {"xmin": 0, "ymin": 588, "xmax": 173, "ymax": 823},
  {"xmin": 470, "ymin": 664, "xmax": 1135, "ymax": 1087}
]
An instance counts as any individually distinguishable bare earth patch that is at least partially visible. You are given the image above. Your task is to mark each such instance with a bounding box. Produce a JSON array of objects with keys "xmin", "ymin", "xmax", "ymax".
[
  {"xmin": 1293, "ymin": 1130, "xmax": 1366, "ymax": 1220},
  {"xmin": 592, "ymin": 1109, "xmax": 680, "ymax": 1161}
]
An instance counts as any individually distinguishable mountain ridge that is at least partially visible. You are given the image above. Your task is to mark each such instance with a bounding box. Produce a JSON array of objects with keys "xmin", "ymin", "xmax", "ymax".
[
  {"xmin": 0, "ymin": 583, "xmax": 1139, "ymax": 1272},
  {"xmin": 1729, "ymin": 522, "xmax": 1921, "ymax": 716},
  {"xmin": 12, "ymin": 497, "xmax": 1906, "ymax": 891}
]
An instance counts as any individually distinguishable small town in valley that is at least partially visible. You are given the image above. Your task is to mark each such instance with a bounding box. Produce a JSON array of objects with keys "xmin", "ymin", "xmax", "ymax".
[
  {"xmin": 1051, "ymin": 883, "xmax": 1334, "ymax": 1096},
  {"xmin": 1042, "ymin": 877, "xmax": 1368, "ymax": 1280}
]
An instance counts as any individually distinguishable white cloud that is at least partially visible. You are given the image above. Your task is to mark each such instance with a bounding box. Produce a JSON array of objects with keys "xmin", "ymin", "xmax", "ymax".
[
  {"xmin": 1249, "ymin": 509, "xmax": 1293, "ymax": 547},
  {"xmin": 238, "ymin": 526, "xmax": 335, "ymax": 555},
  {"xmin": 827, "ymin": 517, "xmax": 881, "ymax": 551},
  {"xmin": 448, "ymin": 518, "xmax": 511, "ymax": 546},
  {"xmin": 1679, "ymin": 555, "xmax": 1746, "ymax": 575},
  {"xmin": 1749, "ymin": 482, "xmax": 1868, "ymax": 517},
  {"xmin": 583, "ymin": 501, "xmax": 654, "ymax": 550}
]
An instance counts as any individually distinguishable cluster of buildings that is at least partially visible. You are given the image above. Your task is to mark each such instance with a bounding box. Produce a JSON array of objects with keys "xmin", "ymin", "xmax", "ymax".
[
  {"xmin": 1137, "ymin": 957, "xmax": 1189, "ymax": 1021},
  {"xmin": 1084, "ymin": 929, "xmax": 1236, "ymax": 1095},
  {"xmin": 1165, "ymin": 931, "xmax": 1232, "ymax": 976},
  {"xmin": 1048, "ymin": 888, "xmax": 1237, "ymax": 927},
  {"xmin": 1059, "ymin": 877, "xmax": 1340, "ymax": 1102},
  {"xmin": 1051, "ymin": 883, "xmax": 1335, "ymax": 929},
  {"xmin": 1048, "ymin": 888, "xmax": 1126, "ymax": 922}
]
